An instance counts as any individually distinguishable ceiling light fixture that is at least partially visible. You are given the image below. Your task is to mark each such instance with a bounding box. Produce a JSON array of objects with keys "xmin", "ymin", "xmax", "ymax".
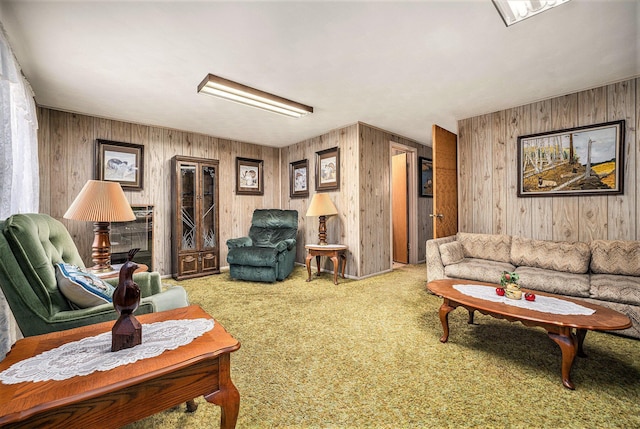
[
  {"xmin": 197, "ymin": 74, "xmax": 313, "ymax": 118},
  {"xmin": 492, "ymin": 0, "xmax": 571, "ymax": 27}
]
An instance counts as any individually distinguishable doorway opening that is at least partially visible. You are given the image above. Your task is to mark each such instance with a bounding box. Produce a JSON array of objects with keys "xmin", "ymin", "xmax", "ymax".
[{"xmin": 390, "ymin": 142, "xmax": 418, "ymax": 267}]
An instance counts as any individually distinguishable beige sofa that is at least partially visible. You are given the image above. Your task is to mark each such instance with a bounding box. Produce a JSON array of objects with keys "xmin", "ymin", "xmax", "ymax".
[{"xmin": 426, "ymin": 232, "xmax": 640, "ymax": 339}]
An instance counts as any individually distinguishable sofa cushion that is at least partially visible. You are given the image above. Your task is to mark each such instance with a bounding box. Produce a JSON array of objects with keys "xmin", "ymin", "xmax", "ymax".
[
  {"xmin": 444, "ymin": 258, "xmax": 516, "ymax": 284},
  {"xmin": 55, "ymin": 263, "xmax": 115, "ymax": 308},
  {"xmin": 590, "ymin": 274, "xmax": 640, "ymax": 306},
  {"xmin": 248, "ymin": 209, "xmax": 298, "ymax": 246},
  {"xmin": 511, "ymin": 236, "xmax": 590, "ymax": 274},
  {"xmin": 456, "ymin": 232, "xmax": 512, "ymax": 263},
  {"xmin": 439, "ymin": 241, "xmax": 464, "ymax": 266},
  {"xmin": 515, "ymin": 266, "xmax": 590, "ymax": 297},
  {"xmin": 590, "ymin": 240, "xmax": 640, "ymax": 276}
]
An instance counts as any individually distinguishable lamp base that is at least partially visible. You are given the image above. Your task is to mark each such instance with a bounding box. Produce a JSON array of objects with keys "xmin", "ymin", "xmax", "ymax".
[
  {"xmin": 88, "ymin": 265, "xmax": 114, "ymax": 274},
  {"xmin": 91, "ymin": 221, "xmax": 113, "ymax": 273},
  {"xmin": 317, "ymin": 215, "xmax": 328, "ymax": 245}
]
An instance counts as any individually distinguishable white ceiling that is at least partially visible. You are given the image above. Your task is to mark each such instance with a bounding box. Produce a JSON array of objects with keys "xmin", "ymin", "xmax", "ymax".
[{"xmin": 1, "ymin": 1, "xmax": 638, "ymax": 148}]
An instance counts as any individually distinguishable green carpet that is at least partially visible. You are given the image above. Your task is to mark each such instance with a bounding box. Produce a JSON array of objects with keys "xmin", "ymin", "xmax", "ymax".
[{"xmin": 125, "ymin": 265, "xmax": 640, "ymax": 428}]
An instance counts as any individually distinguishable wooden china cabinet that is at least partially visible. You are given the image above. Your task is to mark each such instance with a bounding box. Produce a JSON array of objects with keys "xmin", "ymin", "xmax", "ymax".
[{"xmin": 171, "ymin": 156, "xmax": 220, "ymax": 280}]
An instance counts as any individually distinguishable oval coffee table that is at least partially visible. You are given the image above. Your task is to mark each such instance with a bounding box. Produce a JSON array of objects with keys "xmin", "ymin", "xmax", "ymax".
[{"xmin": 427, "ymin": 279, "xmax": 632, "ymax": 389}]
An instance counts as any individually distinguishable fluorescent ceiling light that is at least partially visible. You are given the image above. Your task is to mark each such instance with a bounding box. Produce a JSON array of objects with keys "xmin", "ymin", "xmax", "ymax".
[
  {"xmin": 492, "ymin": 0, "xmax": 571, "ymax": 27},
  {"xmin": 197, "ymin": 74, "xmax": 313, "ymax": 118}
]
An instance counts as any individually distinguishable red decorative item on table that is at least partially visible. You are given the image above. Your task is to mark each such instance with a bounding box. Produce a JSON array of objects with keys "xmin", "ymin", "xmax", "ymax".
[
  {"xmin": 496, "ymin": 287, "xmax": 505, "ymax": 296},
  {"xmin": 525, "ymin": 292, "xmax": 536, "ymax": 301}
]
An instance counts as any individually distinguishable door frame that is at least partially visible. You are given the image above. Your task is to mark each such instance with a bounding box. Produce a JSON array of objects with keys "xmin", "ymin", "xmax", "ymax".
[{"xmin": 389, "ymin": 142, "xmax": 418, "ymax": 265}]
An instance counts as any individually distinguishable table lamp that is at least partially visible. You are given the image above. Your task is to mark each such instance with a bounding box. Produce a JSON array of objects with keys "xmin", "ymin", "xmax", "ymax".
[
  {"xmin": 305, "ymin": 193, "xmax": 338, "ymax": 245},
  {"xmin": 64, "ymin": 180, "xmax": 135, "ymax": 273}
]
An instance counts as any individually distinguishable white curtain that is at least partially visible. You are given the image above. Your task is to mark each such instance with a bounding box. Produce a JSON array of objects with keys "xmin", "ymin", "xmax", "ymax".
[
  {"xmin": 0, "ymin": 22, "xmax": 39, "ymax": 359},
  {"xmin": 1, "ymin": 24, "xmax": 39, "ymax": 217}
]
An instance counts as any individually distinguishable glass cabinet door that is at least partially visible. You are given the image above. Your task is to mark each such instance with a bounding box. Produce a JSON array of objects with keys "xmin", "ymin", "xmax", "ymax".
[
  {"xmin": 172, "ymin": 155, "xmax": 219, "ymax": 280},
  {"xmin": 179, "ymin": 164, "xmax": 197, "ymax": 252},
  {"xmin": 201, "ymin": 164, "xmax": 216, "ymax": 250}
]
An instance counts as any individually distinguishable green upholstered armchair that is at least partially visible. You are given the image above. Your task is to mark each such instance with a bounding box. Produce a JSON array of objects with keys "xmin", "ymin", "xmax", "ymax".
[
  {"xmin": 0, "ymin": 213, "xmax": 189, "ymax": 337},
  {"xmin": 226, "ymin": 209, "xmax": 298, "ymax": 282}
]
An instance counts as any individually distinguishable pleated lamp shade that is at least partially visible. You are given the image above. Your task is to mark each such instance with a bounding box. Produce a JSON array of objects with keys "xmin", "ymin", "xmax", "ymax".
[{"xmin": 64, "ymin": 180, "xmax": 135, "ymax": 222}]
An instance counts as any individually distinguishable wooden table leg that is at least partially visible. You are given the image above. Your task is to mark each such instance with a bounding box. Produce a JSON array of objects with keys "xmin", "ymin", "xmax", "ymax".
[
  {"xmin": 438, "ymin": 299, "xmax": 455, "ymax": 343},
  {"xmin": 315, "ymin": 255, "xmax": 321, "ymax": 277},
  {"xmin": 305, "ymin": 252, "xmax": 313, "ymax": 282},
  {"xmin": 330, "ymin": 255, "xmax": 339, "ymax": 285},
  {"xmin": 186, "ymin": 399, "xmax": 198, "ymax": 412},
  {"xmin": 547, "ymin": 328, "xmax": 577, "ymax": 390},
  {"xmin": 205, "ymin": 354, "xmax": 240, "ymax": 429},
  {"xmin": 576, "ymin": 328, "xmax": 588, "ymax": 358},
  {"xmin": 339, "ymin": 253, "xmax": 346, "ymax": 279},
  {"xmin": 467, "ymin": 309, "xmax": 475, "ymax": 325}
]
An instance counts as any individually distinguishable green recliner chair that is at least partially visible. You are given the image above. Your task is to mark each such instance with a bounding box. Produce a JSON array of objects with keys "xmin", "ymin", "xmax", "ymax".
[
  {"xmin": 226, "ymin": 209, "xmax": 298, "ymax": 282},
  {"xmin": 0, "ymin": 213, "xmax": 189, "ymax": 337}
]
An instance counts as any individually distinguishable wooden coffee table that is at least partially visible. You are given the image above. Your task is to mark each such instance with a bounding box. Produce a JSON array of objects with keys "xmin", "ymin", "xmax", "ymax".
[
  {"xmin": 0, "ymin": 305, "xmax": 240, "ymax": 428},
  {"xmin": 427, "ymin": 279, "xmax": 632, "ymax": 389}
]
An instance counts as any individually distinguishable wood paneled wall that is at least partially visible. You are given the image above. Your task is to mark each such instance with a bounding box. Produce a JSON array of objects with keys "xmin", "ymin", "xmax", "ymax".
[
  {"xmin": 280, "ymin": 122, "xmax": 431, "ymax": 278},
  {"xmin": 458, "ymin": 78, "xmax": 638, "ymax": 241},
  {"xmin": 280, "ymin": 124, "xmax": 361, "ymax": 276},
  {"xmin": 37, "ymin": 108, "xmax": 279, "ymax": 276},
  {"xmin": 358, "ymin": 123, "xmax": 432, "ymax": 275},
  {"xmin": 37, "ymin": 108, "xmax": 431, "ymax": 279}
]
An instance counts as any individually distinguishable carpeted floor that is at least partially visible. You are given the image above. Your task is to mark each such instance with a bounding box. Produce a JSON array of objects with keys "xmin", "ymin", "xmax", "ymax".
[{"xmin": 125, "ymin": 264, "xmax": 640, "ymax": 428}]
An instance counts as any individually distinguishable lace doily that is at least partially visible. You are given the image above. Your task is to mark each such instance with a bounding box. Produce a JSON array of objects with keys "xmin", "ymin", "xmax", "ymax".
[
  {"xmin": 0, "ymin": 318, "xmax": 214, "ymax": 385},
  {"xmin": 453, "ymin": 284, "xmax": 595, "ymax": 316}
]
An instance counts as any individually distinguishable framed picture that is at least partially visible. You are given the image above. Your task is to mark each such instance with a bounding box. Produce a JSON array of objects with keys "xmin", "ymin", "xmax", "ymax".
[
  {"xmin": 419, "ymin": 157, "xmax": 433, "ymax": 197},
  {"xmin": 96, "ymin": 139, "xmax": 144, "ymax": 190},
  {"xmin": 289, "ymin": 159, "xmax": 309, "ymax": 198},
  {"xmin": 517, "ymin": 120, "xmax": 625, "ymax": 197},
  {"xmin": 236, "ymin": 157, "xmax": 264, "ymax": 195},
  {"xmin": 315, "ymin": 147, "xmax": 340, "ymax": 191}
]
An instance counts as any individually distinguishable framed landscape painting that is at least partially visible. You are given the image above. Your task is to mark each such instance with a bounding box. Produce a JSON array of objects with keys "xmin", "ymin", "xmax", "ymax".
[
  {"xmin": 517, "ymin": 120, "xmax": 625, "ymax": 197},
  {"xmin": 96, "ymin": 139, "xmax": 144, "ymax": 190}
]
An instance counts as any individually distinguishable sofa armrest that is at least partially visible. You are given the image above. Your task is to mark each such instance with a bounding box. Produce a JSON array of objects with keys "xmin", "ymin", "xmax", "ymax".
[
  {"xmin": 275, "ymin": 238, "xmax": 296, "ymax": 252},
  {"xmin": 426, "ymin": 235, "xmax": 457, "ymax": 283},
  {"xmin": 226, "ymin": 236, "xmax": 253, "ymax": 249},
  {"xmin": 140, "ymin": 285, "xmax": 189, "ymax": 313},
  {"xmin": 47, "ymin": 286, "xmax": 189, "ymax": 329},
  {"xmin": 105, "ymin": 271, "xmax": 162, "ymax": 297}
]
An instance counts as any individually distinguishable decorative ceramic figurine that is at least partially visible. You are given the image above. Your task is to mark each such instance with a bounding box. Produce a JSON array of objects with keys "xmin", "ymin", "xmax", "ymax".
[{"xmin": 111, "ymin": 248, "xmax": 142, "ymax": 352}]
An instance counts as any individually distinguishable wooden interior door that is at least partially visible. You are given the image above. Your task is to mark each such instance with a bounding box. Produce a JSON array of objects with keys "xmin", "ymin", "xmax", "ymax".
[
  {"xmin": 392, "ymin": 153, "xmax": 408, "ymax": 263},
  {"xmin": 432, "ymin": 125, "xmax": 458, "ymax": 238}
]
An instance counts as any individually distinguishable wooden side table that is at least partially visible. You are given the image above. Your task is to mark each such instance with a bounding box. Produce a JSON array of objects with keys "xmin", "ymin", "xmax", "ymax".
[{"xmin": 305, "ymin": 244, "xmax": 348, "ymax": 285}]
